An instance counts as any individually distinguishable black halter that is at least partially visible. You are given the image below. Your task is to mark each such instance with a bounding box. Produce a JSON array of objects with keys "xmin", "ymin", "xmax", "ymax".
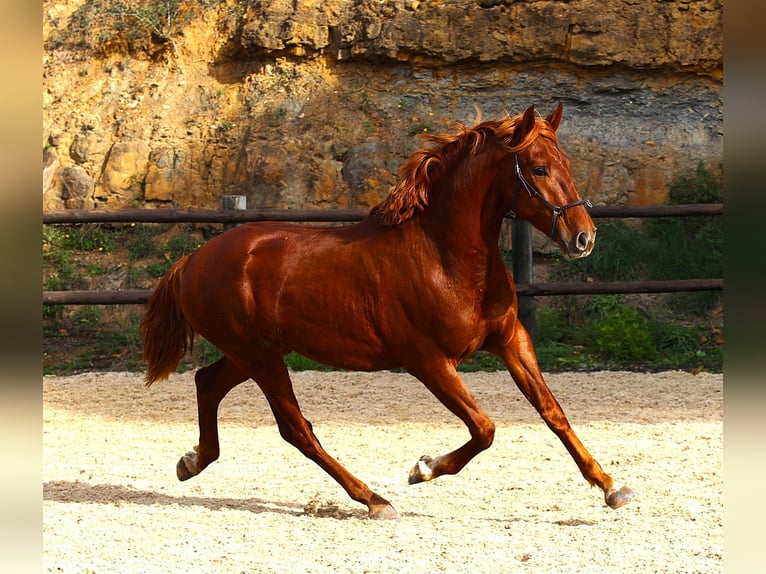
[{"xmin": 508, "ymin": 154, "xmax": 592, "ymax": 238}]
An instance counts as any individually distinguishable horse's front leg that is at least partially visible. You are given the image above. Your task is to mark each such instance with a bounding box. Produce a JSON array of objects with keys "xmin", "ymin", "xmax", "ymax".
[
  {"xmin": 405, "ymin": 359, "xmax": 497, "ymax": 485},
  {"xmin": 487, "ymin": 323, "xmax": 635, "ymax": 509},
  {"xmin": 176, "ymin": 357, "xmax": 248, "ymax": 480}
]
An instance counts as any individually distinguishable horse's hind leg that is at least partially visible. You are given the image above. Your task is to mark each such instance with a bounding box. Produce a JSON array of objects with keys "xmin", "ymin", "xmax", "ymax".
[
  {"xmin": 247, "ymin": 357, "xmax": 399, "ymax": 520},
  {"xmin": 177, "ymin": 356, "xmax": 248, "ymax": 480},
  {"xmin": 491, "ymin": 323, "xmax": 635, "ymax": 509}
]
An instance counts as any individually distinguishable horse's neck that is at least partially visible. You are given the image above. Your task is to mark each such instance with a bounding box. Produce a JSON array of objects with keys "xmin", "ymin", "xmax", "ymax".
[{"xmin": 419, "ymin": 156, "xmax": 506, "ymax": 269}]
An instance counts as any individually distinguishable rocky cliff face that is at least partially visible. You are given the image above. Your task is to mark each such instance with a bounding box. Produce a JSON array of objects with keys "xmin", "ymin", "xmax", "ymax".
[{"xmin": 43, "ymin": 0, "xmax": 722, "ymax": 221}]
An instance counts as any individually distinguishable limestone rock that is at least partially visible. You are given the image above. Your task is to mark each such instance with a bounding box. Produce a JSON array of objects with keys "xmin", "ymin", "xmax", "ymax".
[
  {"xmin": 43, "ymin": 147, "xmax": 59, "ymax": 196},
  {"xmin": 342, "ymin": 142, "xmax": 399, "ymax": 204},
  {"xmin": 239, "ymin": 0, "xmax": 721, "ymax": 73},
  {"xmin": 96, "ymin": 142, "xmax": 150, "ymax": 205},
  {"xmin": 59, "ymin": 166, "xmax": 95, "ymax": 209},
  {"xmin": 70, "ymin": 131, "xmax": 105, "ymax": 166},
  {"xmin": 241, "ymin": 0, "xmax": 334, "ymax": 53},
  {"xmin": 42, "ymin": 0, "xmax": 722, "ymax": 215},
  {"xmin": 144, "ymin": 147, "xmax": 189, "ymax": 202}
]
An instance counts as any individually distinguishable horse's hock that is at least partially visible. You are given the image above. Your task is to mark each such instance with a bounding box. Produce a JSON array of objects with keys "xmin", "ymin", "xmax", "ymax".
[{"xmin": 43, "ymin": 0, "xmax": 722, "ymax": 217}]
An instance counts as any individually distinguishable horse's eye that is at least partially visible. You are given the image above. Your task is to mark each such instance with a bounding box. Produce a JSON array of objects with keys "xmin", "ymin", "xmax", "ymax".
[{"xmin": 533, "ymin": 167, "xmax": 547, "ymax": 177}]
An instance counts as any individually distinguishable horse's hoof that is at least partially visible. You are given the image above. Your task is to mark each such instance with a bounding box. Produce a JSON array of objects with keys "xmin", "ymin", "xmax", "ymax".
[
  {"xmin": 408, "ymin": 455, "xmax": 434, "ymax": 484},
  {"xmin": 368, "ymin": 503, "xmax": 400, "ymax": 520},
  {"xmin": 176, "ymin": 451, "xmax": 200, "ymax": 481},
  {"xmin": 605, "ymin": 484, "xmax": 636, "ymax": 509}
]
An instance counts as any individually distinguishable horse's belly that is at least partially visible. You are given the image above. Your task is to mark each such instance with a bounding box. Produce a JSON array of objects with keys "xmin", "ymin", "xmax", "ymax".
[{"xmin": 272, "ymin": 297, "xmax": 397, "ymax": 371}]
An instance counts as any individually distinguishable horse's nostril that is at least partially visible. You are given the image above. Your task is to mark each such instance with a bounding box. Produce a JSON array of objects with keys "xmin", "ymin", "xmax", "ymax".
[{"xmin": 576, "ymin": 231, "xmax": 589, "ymax": 252}]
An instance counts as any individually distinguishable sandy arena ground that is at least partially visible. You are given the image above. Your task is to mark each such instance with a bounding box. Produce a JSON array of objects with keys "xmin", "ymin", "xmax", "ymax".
[{"xmin": 43, "ymin": 369, "xmax": 722, "ymax": 573}]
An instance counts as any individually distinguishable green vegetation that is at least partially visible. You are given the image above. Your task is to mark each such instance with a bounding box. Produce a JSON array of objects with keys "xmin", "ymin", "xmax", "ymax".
[
  {"xmin": 408, "ymin": 123, "xmax": 435, "ymax": 136},
  {"xmin": 46, "ymin": 0, "xmax": 243, "ymax": 55},
  {"xmin": 43, "ymin": 222, "xmax": 206, "ymax": 374},
  {"xmin": 43, "ymin": 163, "xmax": 722, "ymax": 375}
]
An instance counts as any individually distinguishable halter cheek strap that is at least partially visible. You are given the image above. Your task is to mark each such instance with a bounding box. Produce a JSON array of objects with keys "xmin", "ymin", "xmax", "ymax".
[{"xmin": 508, "ymin": 154, "xmax": 592, "ymax": 238}]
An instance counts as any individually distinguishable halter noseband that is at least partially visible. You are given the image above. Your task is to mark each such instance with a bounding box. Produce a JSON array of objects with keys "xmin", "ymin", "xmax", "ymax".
[{"xmin": 508, "ymin": 154, "xmax": 592, "ymax": 238}]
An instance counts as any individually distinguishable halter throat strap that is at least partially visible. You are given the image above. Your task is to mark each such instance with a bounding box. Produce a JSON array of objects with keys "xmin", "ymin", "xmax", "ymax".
[{"xmin": 508, "ymin": 154, "xmax": 592, "ymax": 237}]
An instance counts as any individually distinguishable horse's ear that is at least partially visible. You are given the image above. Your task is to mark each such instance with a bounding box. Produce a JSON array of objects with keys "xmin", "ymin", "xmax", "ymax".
[
  {"xmin": 546, "ymin": 103, "xmax": 564, "ymax": 131},
  {"xmin": 510, "ymin": 105, "xmax": 537, "ymax": 147}
]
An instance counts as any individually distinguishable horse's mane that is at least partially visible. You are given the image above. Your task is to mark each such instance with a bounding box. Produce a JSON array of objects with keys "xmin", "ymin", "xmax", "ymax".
[{"xmin": 372, "ymin": 112, "xmax": 556, "ymax": 226}]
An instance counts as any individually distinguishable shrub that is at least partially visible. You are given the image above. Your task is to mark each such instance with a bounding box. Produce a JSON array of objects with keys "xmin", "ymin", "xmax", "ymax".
[
  {"xmin": 124, "ymin": 224, "xmax": 157, "ymax": 261},
  {"xmin": 591, "ymin": 304, "xmax": 657, "ymax": 362},
  {"xmin": 645, "ymin": 162, "xmax": 723, "ymax": 315},
  {"xmin": 166, "ymin": 234, "xmax": 200, "ymax": 260},
  {"xmin": 73, "ymin": 305, "xmax": 102, "ymax": 327},
  {"xmin": 559, "ymin": 220, "xmax": 644, "ymax": 282},
  {"xmin": 62, "ymin": 224, "xmax": 113, "ymax": 252},
  {"xmin": 535, "ymin": 301, "xmax": 567, "ymax": 345},
  {"xmin": 285, "ymin": 352, "xmax": 331, "ymax": 372},
  {"xmin": 146, "ymin": 261, "xmax": 171, "ymax": 278}
]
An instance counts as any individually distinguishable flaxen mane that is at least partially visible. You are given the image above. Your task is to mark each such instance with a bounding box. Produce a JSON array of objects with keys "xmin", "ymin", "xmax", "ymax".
[{"xmin": 373, "ymin": 112, "xmax": 556, "ymax": 226}]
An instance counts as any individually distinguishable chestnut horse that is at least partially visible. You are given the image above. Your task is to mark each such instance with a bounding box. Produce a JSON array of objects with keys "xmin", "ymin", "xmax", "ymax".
[{"xmin": 141, "ymin": 105, "xmax": 635, "ymax": 519}]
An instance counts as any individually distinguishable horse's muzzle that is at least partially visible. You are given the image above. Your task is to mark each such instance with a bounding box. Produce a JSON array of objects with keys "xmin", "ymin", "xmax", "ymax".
[{"xmin": 565, "ymin": 228, "xmax": 596, "ymax": 259}]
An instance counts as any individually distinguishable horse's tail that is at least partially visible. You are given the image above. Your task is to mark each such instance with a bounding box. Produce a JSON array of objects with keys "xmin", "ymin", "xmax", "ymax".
[{"xmin": 140, "ymin": 255, "xmax": 195, "ymax": 386}]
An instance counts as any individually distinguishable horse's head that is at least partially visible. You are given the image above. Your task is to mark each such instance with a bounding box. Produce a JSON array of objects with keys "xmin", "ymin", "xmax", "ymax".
[{"xmin": 501, "ymin": 104, "xmax": 596, "ymax": 259}]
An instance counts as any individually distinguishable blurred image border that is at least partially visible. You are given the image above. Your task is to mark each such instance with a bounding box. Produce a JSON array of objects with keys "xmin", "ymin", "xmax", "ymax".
[{"xmin": 24, "ymin": 0, "xmax": 765, "ymax": 571}]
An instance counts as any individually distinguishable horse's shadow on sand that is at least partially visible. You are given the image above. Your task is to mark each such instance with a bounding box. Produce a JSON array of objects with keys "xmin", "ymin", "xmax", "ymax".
[
  {"xmin": 42, "ymin": 480, "xmax": 410, "ymax": 520},
  {"xmin": 43, "ymin": 479, "xmax": 309, "ymax": 518},
  {"xmin": 43, "ymin": 480, "xmax": 598, "ymax": 525}
]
